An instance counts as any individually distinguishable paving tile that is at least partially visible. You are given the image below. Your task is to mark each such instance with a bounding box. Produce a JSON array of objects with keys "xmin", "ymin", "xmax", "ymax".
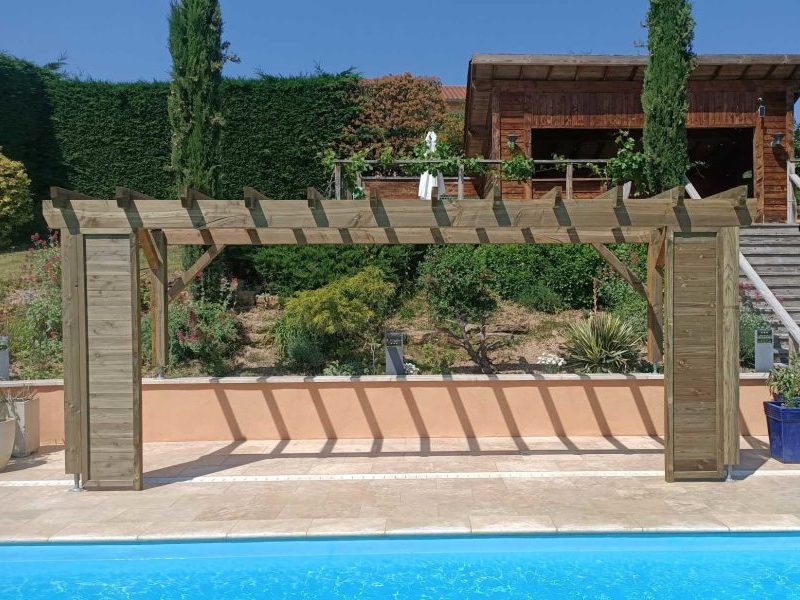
[
  {"xmin": 0, "ymin": 521, "xmax": 73, "ymax": 543},
  {"xmin": 552, "ymin": 514, "xmax": 644, "ymax": 533},
  {"xmin": 385, "ymin": 516, "xmax": 471, "ymax": 535},
  {"xmin": 50, "ymin": 522, "xmax": 152, "ymax": 541},
  {"xmin": 138, "ymin": 521, "xmax": 234, "ymax": 541},
  {"xmin": 636, "ymin": 514, "xmax": 730, "ymax": 532},
  {"xmin": 717, "ymin": 513, "xmax": 800, "ymax": 532},
  {"xmin": 227, "ymin": 519, "xmax": 312, "ymax": 538},
  {"xmin": 470, "ymin": 515, "xmax": 556, "ymax": 534},
  {"xmin": 307, "ymin": 518, "xmax": 386, "ymax": 536}
]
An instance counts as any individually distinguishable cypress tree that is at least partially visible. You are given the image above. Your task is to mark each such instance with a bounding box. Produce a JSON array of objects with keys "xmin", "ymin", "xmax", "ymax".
[
  {"xmin": 168, "ymin": 0, "xmax": 225, "ymax": 196},
  {"xmin": 168, "ymin": 0, "xmax": 231, "ymax": 296},
  {"xmin": 641, "ymin": 0, "xmax": 695, "ymax": 194}
]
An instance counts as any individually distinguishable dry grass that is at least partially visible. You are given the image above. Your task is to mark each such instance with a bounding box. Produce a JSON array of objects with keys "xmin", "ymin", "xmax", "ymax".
[{"xmin": 0, "ymin": 249, "xmax": 25, "ymax": 286}]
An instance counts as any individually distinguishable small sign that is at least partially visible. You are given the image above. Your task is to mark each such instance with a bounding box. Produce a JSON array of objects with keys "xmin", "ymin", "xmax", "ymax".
[
  {"xmin": 754, "ymin": 328, "xmax": 774, "ymax": 373},
  {"xmin": 385, "ymin": 331, "xmax": 404, "ymax": 347}
]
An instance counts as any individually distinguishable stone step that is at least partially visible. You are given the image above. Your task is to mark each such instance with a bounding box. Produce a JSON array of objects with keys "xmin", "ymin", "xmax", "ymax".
[
  {"xmin": 744, "ymin": 256, "xmax": 800, "ymax": 268},
  {"xmin": 739, "ymin": 277, "xmax": 800, "ymax": 289},
  {"xmin": 741, "ymin": 225, "xmax": 800, "ymax": 235},
  {"xmin": 741, "ymin": 265, "xmax": 800, "ymax": 276},
  {"xmin": 740, "ymin": 243, "xmax": 800, "ymax": 253}
]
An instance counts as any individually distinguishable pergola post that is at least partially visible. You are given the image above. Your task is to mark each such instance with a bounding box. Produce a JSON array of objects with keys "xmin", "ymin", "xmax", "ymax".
[
  {"xmin": 647, "ymin": 228, "xmax": 665, "ymax": 364},
  {"xmin": 61, "ymin": 231, "xmax": 87, "ymax": 483},
  {"xmin": 62, "ymin": 232, "xmax": 143, "ymax": 490},
  {"xmin": 664, "ymin": 228, "xmax": 740, "ymax": 481},
  {"xmin": 140, "ymin": 229, "xmax": 168, "ymax": 376}
]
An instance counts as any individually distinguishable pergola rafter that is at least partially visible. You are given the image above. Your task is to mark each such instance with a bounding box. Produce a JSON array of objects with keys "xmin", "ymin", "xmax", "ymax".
[{"xmin": 44, "ymin": 185, "xmax": 753, "ymax": 490}]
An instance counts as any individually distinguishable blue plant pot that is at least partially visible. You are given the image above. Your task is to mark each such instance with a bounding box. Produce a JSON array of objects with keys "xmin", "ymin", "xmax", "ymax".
[{"xmin": 764, "ymin": 400, "xmax": 800, "ymax": 463}]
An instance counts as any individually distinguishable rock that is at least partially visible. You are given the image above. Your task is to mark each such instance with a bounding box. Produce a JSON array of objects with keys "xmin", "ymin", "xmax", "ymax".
[
  {"xmin": 408, "ymin": 330, "xmax": 437, "ymax": 344},
  {"xmin": 487, "ymin": 323, "xmax": 528, "ymax": 334},
  {"xmin": 236, "ymin": 289, "xmax": 257, "ymax": 307},
  {"xmin": 256, "ymin": 293, "xmax": 280, "ymax": 309}
]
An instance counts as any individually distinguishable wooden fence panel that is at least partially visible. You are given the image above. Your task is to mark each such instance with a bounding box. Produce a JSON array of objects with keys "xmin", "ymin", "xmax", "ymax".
[
  {"xmin": 83, "ymin": 234, "xmax": 142, "ymax": 490},
  {"xmin": 665, "ymin": 230, "xmax": 739, "ymax": 481}
]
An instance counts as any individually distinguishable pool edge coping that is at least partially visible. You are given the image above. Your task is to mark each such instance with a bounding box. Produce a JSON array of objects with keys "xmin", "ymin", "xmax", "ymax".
[{"xmin": 5, "ymin": 525, "xmax": 800, "ymax": 545}]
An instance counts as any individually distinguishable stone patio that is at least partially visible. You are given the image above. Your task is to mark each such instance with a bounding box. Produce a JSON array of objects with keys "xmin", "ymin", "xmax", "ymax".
[{"xmin": 1, "ymin": 436, "xmax": 799, "ymax": 542}]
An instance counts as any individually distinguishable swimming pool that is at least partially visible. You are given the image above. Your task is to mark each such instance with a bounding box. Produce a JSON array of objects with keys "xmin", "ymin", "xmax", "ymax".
[{"xmin": 1, "ymin": 533, "xmax": 799, "ymax": 599}]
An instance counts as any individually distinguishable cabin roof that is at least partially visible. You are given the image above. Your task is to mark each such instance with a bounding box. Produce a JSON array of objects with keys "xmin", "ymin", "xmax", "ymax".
[
  {"xmin": 465, "ymin": 54, "xmax": 800, "ymax": 156},
  {"xmin": 469, "ymin": 54, "xmax": 800, "ymax": 83}
]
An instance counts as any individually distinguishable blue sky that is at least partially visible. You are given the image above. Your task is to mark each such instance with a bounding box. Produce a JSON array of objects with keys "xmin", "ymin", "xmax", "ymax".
[{"xmin": 2, "ymin": 0, "xmax": 799, "ymax": 83}]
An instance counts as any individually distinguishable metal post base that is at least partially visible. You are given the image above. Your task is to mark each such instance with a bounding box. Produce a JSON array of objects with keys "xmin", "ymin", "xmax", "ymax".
[
  {"xmin": 725, "ymin": 465, "xmax": 736, "ymax": 482},
  {"xmin": 69, "ymin": 473, "xmax": 82, "ymax": 492}
]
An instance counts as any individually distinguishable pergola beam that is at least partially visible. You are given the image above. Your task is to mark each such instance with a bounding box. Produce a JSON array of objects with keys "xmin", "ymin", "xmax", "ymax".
[
  {"xmin": 162, "ymin": 227, "xmax": 655, "ymax": 246},
  {"xmin": 138, "ymin": 230, "xmax": 169, "ymax": 375},
  {"xmin": 42, "ymin": 190, "xmax": 758, "ymax": 234},
  {"xmin": 591, "ymin": 242, "xmax": 649, "ymax": 300},
  {"xmin": 167, "ymin": 244, "xmax": 226, "ymax": 300}
]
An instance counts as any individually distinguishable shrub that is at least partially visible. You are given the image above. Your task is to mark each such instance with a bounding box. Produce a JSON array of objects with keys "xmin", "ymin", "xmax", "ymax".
[
  {"xmin": 516, "ymin": 283, "xmax": 564, "ymax": 314},
  {"xmin": 342, "ymin": 74, "xmax": 446, "ymax": 157},
  {"xmin": 411, "ymin": 337, "xmax": 460, "ymax": 375},
  {"xmin": 0, "ymin": 152, "xmax": 33, "ymax": 248},
  {"xmin": 562, "ymin": 312, "xmax": 642, "ymax": 374},
  {"xmin": 598, "ymin": 275, "xmax": 648, "ymax": 338},
  {"xmin": 7, "ymin": 232, "xmax": 62, "ymax": 378},
  {"xmin": 475, "ymin": 245, "xmax": 603, "ymax": 309},
  {"xmin": 420, "ymin": 245, "xmax": 499, "ymax": 373},
  {"xmin": 322, "ymin": 360, "xmax": 366, "ymax": 376},
  {"xmin": 596, "ymin": 244, "xmax": 648, "ymax": 338},
  {"xmin": 273, "ymin": 322, "xmax": 325, "ymax": 374},
  {"xmin": 275, "ymin": 267, "xmax": 396, "ymax": 373},
  {"xmin": 247, "ymin": 245, "xmax": 424, "ymax": 298},
  {"xmin": 142, "ymin": 289, "xmax": 241, "ymax": 377},
  {"xmin": 767, "ymin": 354, "xmax": 800, "ymax": 407}
]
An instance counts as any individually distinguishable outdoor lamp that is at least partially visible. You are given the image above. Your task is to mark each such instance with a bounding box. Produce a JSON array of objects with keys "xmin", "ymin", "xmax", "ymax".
[
  {"xmin": 757, "ymin": 97, "xmax": 766, "ymax": 118},
  {"xmin": 507, "ymin": 134, "xmax": 518, "ymax": 150},
  {"xmin": 771, "ymin": 132, "xmax": 784, "ymax": 148}
]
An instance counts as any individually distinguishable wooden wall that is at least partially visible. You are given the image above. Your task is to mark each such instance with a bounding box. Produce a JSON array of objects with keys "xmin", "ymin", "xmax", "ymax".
[
  {"xmin": 488, "ymin": 81, "xmax": 795, "ymax": 219},
  {"xmin": 663, "ymin": 229, "xmax": 739, "ymax": 481}
]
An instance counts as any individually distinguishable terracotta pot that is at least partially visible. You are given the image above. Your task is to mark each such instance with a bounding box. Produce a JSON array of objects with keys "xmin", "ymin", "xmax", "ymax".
[{"xmin": 0, "ymin": 419, "xmax": 15, "ymax": 470}]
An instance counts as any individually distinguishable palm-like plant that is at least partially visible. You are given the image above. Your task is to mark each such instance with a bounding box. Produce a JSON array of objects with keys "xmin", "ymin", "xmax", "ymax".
[{"xmin": 562, "ymin": 312, "xmax": 642, "ymax": 374}]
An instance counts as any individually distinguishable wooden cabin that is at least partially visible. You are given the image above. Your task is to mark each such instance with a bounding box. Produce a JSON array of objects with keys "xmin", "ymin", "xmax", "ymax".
[{"xmin": 465, "ymin": 54, "xmax": 800, "ymax": 222}]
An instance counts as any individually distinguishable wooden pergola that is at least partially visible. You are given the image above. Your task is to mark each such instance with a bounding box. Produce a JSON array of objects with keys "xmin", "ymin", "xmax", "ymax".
[{"xmin": 43, "ymin": 184, "xmax": 753, "ymax": 490}]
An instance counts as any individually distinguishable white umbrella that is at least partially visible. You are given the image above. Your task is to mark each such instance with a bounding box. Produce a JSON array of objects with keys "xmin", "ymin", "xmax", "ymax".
[{"xmin": 417, "ymin": 131, "xmax": 446, "ymax": 200}]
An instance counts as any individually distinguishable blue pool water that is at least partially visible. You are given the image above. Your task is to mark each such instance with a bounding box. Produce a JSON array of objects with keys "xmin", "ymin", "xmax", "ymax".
[{"xmin": 1, "ymin": 533, "xmax": 800, "ymax": 599}]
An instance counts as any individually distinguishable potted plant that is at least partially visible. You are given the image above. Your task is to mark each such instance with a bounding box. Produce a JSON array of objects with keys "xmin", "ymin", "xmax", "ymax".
[
  {"xmin": 0, "ymin": 390, "xmax": 16, "ymax": 470},
  {"xmin": 0, "ymin": 386, "xmax": 39, "ymax": 457},
  {"xmin": 765, "ymin": 354, "xmax": 800, "ymax": 463}
]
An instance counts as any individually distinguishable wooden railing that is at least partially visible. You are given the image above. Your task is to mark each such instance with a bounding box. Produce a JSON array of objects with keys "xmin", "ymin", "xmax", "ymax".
[
  {"xmin": 685, "ymin": 176, "xmax": 799, "ymax": 350},
  {"xmin": 331, "ymin": 158, "xmax": 609, "ymax": 200}
]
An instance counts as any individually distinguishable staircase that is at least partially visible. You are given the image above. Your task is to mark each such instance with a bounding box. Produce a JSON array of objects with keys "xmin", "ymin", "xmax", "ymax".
[{"xmin": 739, "ymin": 224, "xmax": 800, "ymax": 362}]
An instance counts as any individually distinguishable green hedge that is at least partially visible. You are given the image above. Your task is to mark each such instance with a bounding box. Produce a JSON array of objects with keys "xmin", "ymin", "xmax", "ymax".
[
  {"xmin": 220, "ymin": 74, "xmax": 359, "ymax": 198},
  {"xmin": 0, "ymin": 54, "xmax": 359, "ymax": 245},
  {"xmin": 475, "ymin": 245, "xmax": 605, "ymax": 308}
]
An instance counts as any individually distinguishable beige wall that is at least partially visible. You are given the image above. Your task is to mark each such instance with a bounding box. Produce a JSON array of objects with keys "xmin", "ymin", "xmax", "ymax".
[{"xmin": 2, "ymin": 375, "xmax": 771, "ymax": 445}]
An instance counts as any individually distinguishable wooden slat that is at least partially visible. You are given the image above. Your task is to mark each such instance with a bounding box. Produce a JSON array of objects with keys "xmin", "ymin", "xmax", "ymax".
[
  {"xmin": 60, "ymin": 232, "xmax": 85, "ymax": 476},
  {"xmin": 168, "ymin": 244, "xmax": 226, "ymax": 299},
  {"xmin": 163, "ymin": 227, "xmax": 654, "ymax": 246},
  {"xmin": 717, "ymin": 227, "xmax": 740, "ymax": 466},
  {"xmin": 41, "ymin": 195, "xmax": 759, "ymax": 234}
]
